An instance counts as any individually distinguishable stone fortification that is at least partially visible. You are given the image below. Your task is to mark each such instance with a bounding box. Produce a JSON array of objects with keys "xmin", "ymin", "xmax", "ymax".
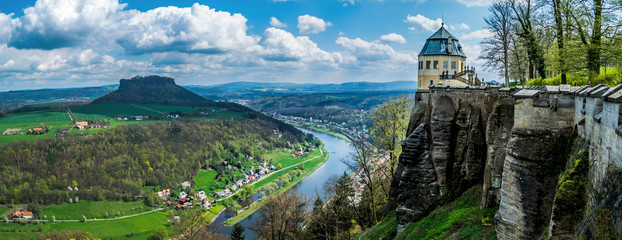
[{"xmin": 391, "ymin": 83, "xmax": 622, "ymax": 239}]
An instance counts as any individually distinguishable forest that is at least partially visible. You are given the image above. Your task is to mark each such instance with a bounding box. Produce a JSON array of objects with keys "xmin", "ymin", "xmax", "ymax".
[
  {"xmin": 480, "ymin": 0, "xmax": 622, "ymax": 85},
  {"xmin": 0, "ymin": 117, "xmax": 312, "ymax": 205}
]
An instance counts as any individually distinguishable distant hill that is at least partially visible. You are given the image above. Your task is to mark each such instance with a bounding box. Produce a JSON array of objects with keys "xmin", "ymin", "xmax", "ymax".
[
  {"xmin": 0, "ymin": 85, "xmax": 116, "ymax": 111},
  {"xmin": 93, "ymin": 76, "xmax": 213, "ymax": 106},
  {"xmin": 189, "ymin": 80, "xmax": 416, "ymax": 94}
]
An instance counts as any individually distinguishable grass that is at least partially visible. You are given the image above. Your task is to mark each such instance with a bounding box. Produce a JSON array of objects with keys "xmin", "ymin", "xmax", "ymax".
[
  {"xmin": 0, "ymin": 211, "xmax": 170, "ymax": 240},
  {"xmin": 41, "ymin": 201, "xmax": 152, "ymax": 220},
  {"xmin": 394, "ymin": 185, "xmax": 497, "ymax": 240},
  {"xmin": 223, "ymin": 149, "xmax": 329, "ymax": 226},
  {"xmin": 525, "ymin": 67, "xmax": 622, "ymax": 87},
  {"xmin": 0, "ymin": 110, "xmax": 72, "ymax": 146},
  {"xmin": 358, "ymin": 211, "xmax": 397, "ymax": 240},
  {"xmin": 195, "ymin": 169, "xmax": 219, "ymax": 192}
]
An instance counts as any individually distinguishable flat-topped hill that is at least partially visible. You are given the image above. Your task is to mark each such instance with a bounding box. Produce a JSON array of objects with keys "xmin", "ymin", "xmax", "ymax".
[{"xmin": 93, "ymin": 75, "xmax": 212, "ymax": 106}]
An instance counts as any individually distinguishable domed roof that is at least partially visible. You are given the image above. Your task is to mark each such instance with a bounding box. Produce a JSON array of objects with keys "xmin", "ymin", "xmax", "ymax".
[{"xmin": 418, "ymin": 25, "xmax": 466, "ymax": 57}]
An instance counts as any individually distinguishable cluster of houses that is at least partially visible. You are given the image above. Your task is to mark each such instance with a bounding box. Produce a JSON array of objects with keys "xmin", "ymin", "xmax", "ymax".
[
  {"xmin": 115, "ymin": 116, "xmax": 150, "ymax": 121},
  {"xmin": 215, "ymin": 164, "xmax": 276, "ymax": 198},
  {"xmin": 74, "ymin": 121, "xmax": 101, "ymax": 130},
  {"xmin": 26, "ymin": 127, "xmax": 48, "ymax": 135},
  {"xmin": 158, "ymin": 189, "xmax": 211, "ymax": 210},
  {"xmin": 11, "ymin": 210, "xmax": 33, "ymax": 219}
]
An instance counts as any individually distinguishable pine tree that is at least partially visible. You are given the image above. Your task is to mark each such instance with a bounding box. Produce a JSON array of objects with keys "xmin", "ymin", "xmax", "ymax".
[{"xmin": 231, "ymin": 223, "xmax": 245, "ymax": 240}]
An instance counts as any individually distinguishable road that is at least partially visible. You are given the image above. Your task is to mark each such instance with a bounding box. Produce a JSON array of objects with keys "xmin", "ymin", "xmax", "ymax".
[{"xmin": 42, "ymin": 207, "xmax": 164, "ymax": 223}]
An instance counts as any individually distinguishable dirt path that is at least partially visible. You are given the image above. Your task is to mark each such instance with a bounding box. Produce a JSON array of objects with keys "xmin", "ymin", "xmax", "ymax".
[
  {"xmin": 130, "ymin": 104, "xmax": 165, "ymax": 114},
  {"xmin": 49, "ymin": 208, "xmax": 164, "ymax": 222}
]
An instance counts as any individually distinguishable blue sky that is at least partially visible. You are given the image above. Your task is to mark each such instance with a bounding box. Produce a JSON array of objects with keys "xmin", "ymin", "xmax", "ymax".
[{"xmin": 0, "ymin": 0, "xmax": 494, "ymax": 91}]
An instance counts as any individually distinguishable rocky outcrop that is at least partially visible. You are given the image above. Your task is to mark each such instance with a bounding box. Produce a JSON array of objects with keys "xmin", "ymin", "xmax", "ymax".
[
  {"xmin": 390, "ymin": 85, "xmax": 622, "ymax": 239},
  {"xmin": 481, "ymin": 103, "xmax": 514, "ymax": 208},
  {"xmin": 495, "ymin": 129, "xmax": 573, "ymax": 239}
]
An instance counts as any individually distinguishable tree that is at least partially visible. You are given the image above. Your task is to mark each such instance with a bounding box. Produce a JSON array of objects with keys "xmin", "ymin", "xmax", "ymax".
[
  {"xmin": 231, "ymin": 223, "xmax": 245, "ymax": 240},
  {"xmin": 342, "ymin": 138, "xmax": 380, "ymax": 225},
  {"xmin": 251, "ymin": 191, "xmax": 307, "ymax": 240},
  {"xmin": 305, "ymin": 172, "xmax": 357, "ymax": 240},
  {"xmin": 510, "ymin": 0, "xmax": 547, "ymax": 79},
  {"xmin": 153, "ymin": 226, "xmax": 168, "ymax": 240},
  {"xmin": 370, "ymin": 96, "xmax": 411, "ymax": 183},
  {"xmin": 553, "ymin": 0, "xmax": 568, "ymax": 83},
  {"xmin": 481, "ymin": 0, "xmax": 515, "ymax": 85},
  {"xmin": 171, "ymin": 208, "xmax": 227, "ymax": 240}
]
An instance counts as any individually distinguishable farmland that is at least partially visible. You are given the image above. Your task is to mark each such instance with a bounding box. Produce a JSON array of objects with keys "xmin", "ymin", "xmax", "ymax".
[
  {"xmin": 41, "ymin": 201, "xmax": 152, "ymax": 220},
  {"xmin": 0, "ymin": 103, "xmax": 245, "ymax": 146}
]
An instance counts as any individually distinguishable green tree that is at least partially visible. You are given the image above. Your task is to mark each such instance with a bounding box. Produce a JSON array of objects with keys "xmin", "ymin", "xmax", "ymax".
[
  {"xmin": 153, "ymin": 226, "xmax": 168, "ymax": 240},
  {"xmin": 231, "ymin": 223, "xmax": 245, "ymax": 240},
  {"xmin": 370, "ymin": 96, "xmax": 411, "ymax": 183}
]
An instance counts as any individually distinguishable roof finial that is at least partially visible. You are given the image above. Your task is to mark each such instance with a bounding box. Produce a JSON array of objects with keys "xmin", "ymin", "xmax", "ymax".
[{"xmin": 441, "ymin": 14, "xmax": 444, "ymax": 27}]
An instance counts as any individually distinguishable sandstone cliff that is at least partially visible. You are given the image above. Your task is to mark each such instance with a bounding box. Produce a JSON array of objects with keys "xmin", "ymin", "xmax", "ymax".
[{"xmin": 389, "ymin": 85, "xmax": 622, "ymax": 239}]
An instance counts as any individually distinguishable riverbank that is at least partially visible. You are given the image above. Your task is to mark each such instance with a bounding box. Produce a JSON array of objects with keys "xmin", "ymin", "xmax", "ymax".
[
  {"xmin": 223, "ymin": 149, "xmax": 329, "ymax": 226},
  {"xmin": 280, "ymin": 119, "xmax": 352, "ymax": 142}
]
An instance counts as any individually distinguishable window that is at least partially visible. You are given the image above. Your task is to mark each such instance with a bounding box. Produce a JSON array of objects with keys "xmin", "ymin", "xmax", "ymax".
[
  {"xmin": 451, "ymin": 61, "xmax": 456, "ymax": 69},
  {"xmin": 426, "ymin": 61, "xmax": 431, "ymax": 69},
  {"xmin": 429, "ymin": 80, "xmax": 434, "ymax": 86},
  {"xmin": 433, "ymin": 61, "xmax": 439, "ymax": 69},
  {"xmin": 443, "ymin": 61, "xmax": 448, "ymax": 69},
  {"xmin": 419, "ymin": 61, "xmax": 423, "ymax": 69}
]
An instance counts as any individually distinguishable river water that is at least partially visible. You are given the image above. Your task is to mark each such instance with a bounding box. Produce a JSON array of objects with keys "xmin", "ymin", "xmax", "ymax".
[{"xmin": 212, "ymin": 129, "xmax": 355, "ymax": 238}]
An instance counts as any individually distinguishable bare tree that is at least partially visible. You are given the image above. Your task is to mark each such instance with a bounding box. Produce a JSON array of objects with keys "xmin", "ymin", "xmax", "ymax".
[
  {"xmin": 171, "ymin": 208, "xmax": 227, "ymax": 240},
  {"xmin": 480, "ymin": 0, "xmax": 515, "ymax": 85},
  {"xmin": 342, "ymin": 138, "xmax": 380, "ymax": 225},
  {"xmin": 553, "ymin": 0, "xmax": 568, "ymax": 83},
  {"xmin": 251, "ymin": 191, "xmax": 308, "ymax": 240}
]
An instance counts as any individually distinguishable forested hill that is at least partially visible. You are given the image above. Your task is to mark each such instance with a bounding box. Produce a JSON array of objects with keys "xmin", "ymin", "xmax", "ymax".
[
  {"xmin": 93, "ymin": 75, "xmax": 212, "ymax": 106},
  {"xmin": 0, "ymin": 118, "xmax": 313, "ymax": 204}
]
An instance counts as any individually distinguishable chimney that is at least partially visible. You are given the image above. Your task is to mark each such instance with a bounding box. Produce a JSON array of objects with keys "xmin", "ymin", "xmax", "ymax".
[{"xmin": 447, "ymin": 37, "xmax": 453, "ymax": 54}]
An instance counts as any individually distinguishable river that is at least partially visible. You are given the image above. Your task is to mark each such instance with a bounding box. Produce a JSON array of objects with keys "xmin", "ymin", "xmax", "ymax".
[{"xmin": 212, "ymin": 128, "xmax": 355, "ymax": 238}]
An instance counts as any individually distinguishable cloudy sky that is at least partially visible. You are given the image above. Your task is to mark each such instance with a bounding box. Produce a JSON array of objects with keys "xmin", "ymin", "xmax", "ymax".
[{"xmin": 0, "ymin": 0, "xmax": 494, "ymax": 91}]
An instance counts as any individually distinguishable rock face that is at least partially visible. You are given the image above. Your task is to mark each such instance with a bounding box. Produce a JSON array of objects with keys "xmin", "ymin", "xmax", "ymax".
[
  {"xmin": 390, "ymin": 90, "xmax": 513, "ymax": 233},
  {"xmin": 481, "ymin": 103, "xmax": 514, "ymax": 208},
  {"xmin": 495, "ymin": 129, "xmax": 573, "ymax": 239},
  {"xmin": 391, "ymin": 86, "xmax": 622, "ymax": 239}
]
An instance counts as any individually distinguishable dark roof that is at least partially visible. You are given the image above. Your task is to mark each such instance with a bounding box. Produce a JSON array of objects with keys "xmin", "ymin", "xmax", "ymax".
[{"xmin": 419, "ymin": 25, "xmax": 466, "ymax": 57}]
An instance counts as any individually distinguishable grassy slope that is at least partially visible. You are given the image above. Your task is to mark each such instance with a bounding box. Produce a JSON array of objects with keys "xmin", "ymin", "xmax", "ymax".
[
  {"xmin": 41, "ymin": 201, "xmax": 151, "ymax": 220},
  {"xmin": 360, "ymin": 185, "xmax": 497, "ymax": 240},
  {"xmin": 0, "ymin": 211, "xmax": 169, "ymax": 240}
]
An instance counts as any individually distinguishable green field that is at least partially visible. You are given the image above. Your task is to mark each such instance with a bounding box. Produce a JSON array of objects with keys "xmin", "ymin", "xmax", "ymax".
[
  {"xmin": 195, "ymin": 169, "xmax": 219, "ymax": 192},
  {"xmin": 41, "ymin": 201, "xmax": 152, "ymax": 220},
  {"xmin": 70, "ymin": 103, "xmax": 195, "ymax": 119},
  {"xmin": 0, "ymin": 211, "xmax": 170, "ymax": 240},
  {"xmin": 0, "ymin": 110, "xmax": 72, "ymax": 146}
]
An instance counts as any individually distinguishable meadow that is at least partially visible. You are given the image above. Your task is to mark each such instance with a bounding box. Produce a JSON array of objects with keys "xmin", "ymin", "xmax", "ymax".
[
  {"xmin": 0, "ymin": 211, "xmax": 170, "ymax": 240},
  {"xmin": 0, "ymin": 110, "xmax": 72, "ymax": 146},
  {"xmin": 41, "ymin": 201, "xmax": 152, "ymax": 220}
]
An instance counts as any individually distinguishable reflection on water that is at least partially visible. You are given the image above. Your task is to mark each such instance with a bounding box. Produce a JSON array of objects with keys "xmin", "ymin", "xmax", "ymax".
[{"xmin": 212, "ymin": 128, "xmax": 355, "ymax": 238}]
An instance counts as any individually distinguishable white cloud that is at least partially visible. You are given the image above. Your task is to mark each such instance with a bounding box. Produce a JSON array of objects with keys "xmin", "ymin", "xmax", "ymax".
[
  {"xmin": 336, "ymin": 37, "xmax": 395, "ymax": 61},
  {"xmin": 379, "ymin": 33, "xmax": 406, "ymax": 44},
  {"xmin": 260, "ymin": 28, "xmax": 337, "ymax": 63},
  {"xmin": 270, "ymin": 17, "xmax": 287, "ymax": 28},
  {"xmin": 297, "ymin": 15, "xmax": 332, "ymax": 35},
  {"xmin": 116, "ymin": 4, "xmax": 259, "ymax": 55},
  {"xmin": 404, "ymin": 14, "xmax": 442, "ymax": 32},
  {"xmin": 460, "ymin": 29, "xmax": 492, "ymax": 41},
  {"xmin": 10, "ymin": 0, "xmax": 124, "ymax": 49},
  {"xmin": 449, "ymin": 23, "xmax": 470, "ymax": 31},
  {"xmin": 456, "ymin": 0, "xmax": 493, "ymax": 7}
]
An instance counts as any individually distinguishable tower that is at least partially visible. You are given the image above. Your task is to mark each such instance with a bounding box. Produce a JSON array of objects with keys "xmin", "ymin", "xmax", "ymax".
[{"xmin": 417, "ymin": 24, "xmax": 477, "ymax": 90}]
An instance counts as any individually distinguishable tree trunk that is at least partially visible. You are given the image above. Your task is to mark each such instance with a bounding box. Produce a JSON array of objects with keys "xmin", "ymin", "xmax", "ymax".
[
  {"xmin": 588, "ymin": 0, "xmax": 603, "ymax": 80},
  {"xmin": 553, "ymin": 0, "xmax": 566, "ymax": 84}
]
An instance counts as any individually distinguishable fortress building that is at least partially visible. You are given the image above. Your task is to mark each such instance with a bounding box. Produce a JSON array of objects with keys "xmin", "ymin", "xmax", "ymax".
[{"xmin": 417, "ymin": 24, "xmax": 480, "ymax": 90}]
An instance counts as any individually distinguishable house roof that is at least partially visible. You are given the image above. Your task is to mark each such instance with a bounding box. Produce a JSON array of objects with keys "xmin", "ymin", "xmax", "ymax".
[
  {"xmin": 419, "ymin": 25, "xmax": 466, "ymax": 57},
  {"xmin": 22, "ymin": 211, "xmax": 33, "ymax": 216}
]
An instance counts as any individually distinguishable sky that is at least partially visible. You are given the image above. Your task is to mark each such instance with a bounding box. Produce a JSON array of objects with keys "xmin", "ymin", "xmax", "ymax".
[{"xmin": 0, "ymin": 0, "xmax": 495, "ymax": 91}]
